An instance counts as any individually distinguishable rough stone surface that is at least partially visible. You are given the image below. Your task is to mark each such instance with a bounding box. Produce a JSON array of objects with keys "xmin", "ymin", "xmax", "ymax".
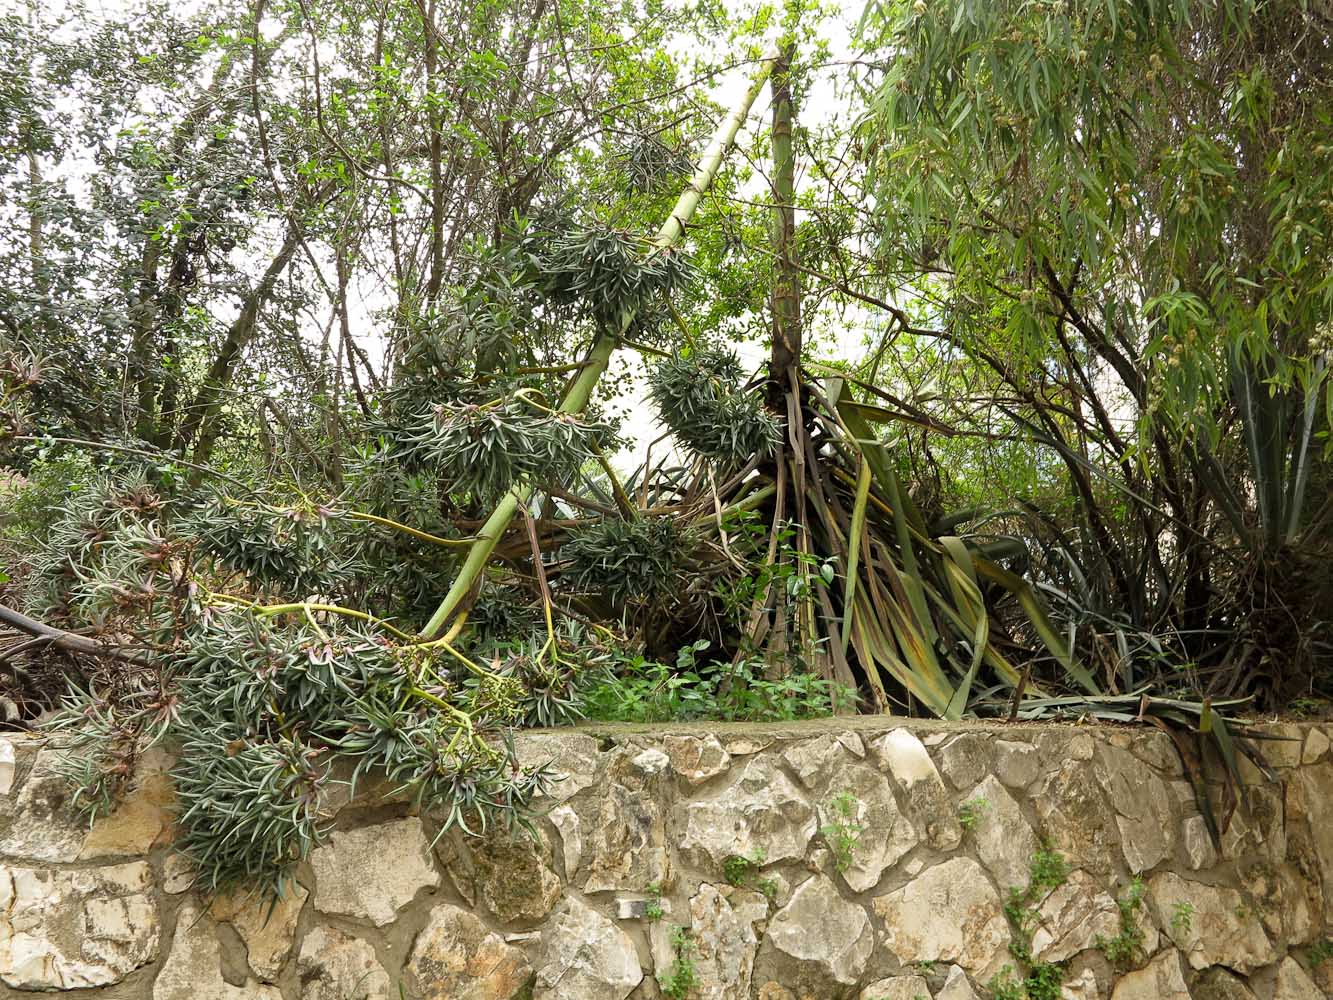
[
  {"xmin": 858, "ymin": 976, "xmax": 931, "ymax": 999},
  {"xmin": 1302, "ymin": 728, "xmax": 1329, "ymax": 764},
  {"xmin": 937, "ymin": 734, "xmax": 991, "ymax": 791},
  {"xmin": 1108, "ymin": 948, "xmax": 1190, "ymax": 999},
  {"xmin": 874, "ymin": 729, "xmax": 962, "ymax": 849},
  {"xmin": 1029, "ymin": 870, "xmax": 1122, "ymax": 962},
  {"xmin": 995, "ymin": 739, "xmax": 1041, "ymax": 789},
  {"xmin": 822, "ymin": 763, "xmax": 918, "ymax": 892},
  {"xmin": 1193, "ymin": 966, "xmax": 1258, "ymax": 999},
  {"xmin": 582, "ymin": 746, "xmax": 671, "ymax": 892},
  {"xmin": 1033, "ymin": 757, "xmax": 1121, "ymax": 875},
  {"xmin": 0, "ymin": 738, "xmax": 15, "ymax": 796},
  {"xmin": 514, "ymin": 732, "xmax": 601, "ymax": 803},
  {"xmin": 665, "ymin": 734, "xmax": 731, "ymax": 785},
  {"xmin": 680, "ymin": 754, "xmax": 817, "ymax": 867},
  {"xmin": 965, "ymin": 774, "xmax": 1040, "ymax": 890},
  {"xmin": 406, "ymin": 902, "xmax": 532, "ymax": 1000},
  {"xmin": 873, "ymin": 858, "xmax": 1008, "ymax": 978},
  {"xmin": 534, "ymin": 895, "xmax": 641, "ymax": 1000},
  {"xmin": 310, "ymin": 817, "xmax": 440, "ymax": 926},
  {"xmin": 471, "ymin": 830, "xmax": 562, "ymax": 923},
  {"xmin": 1149, "ymin": 871, "xmax": 1277, "ymax": 973},
  {"xmin": 549, "ymin": 804, "xmax": 582, "ymax": 878},
  {"xmin": 153, "ymin": 901, "xmax": 281, "ymax": 1000},
  {"xmin": 0, "ymin": 861, "xmax": 159, "ymax": 989},
  {"xmin": 936, "ymin": 965, "xmax": 980, "ymax": 1000},
  {"xmin": 297, "ymin": 925, "xmax": 393, "ymax": 1000},
  {"xmin": 3, "ymin": 722, "xmax": 1332, "ymax": 1000},
  {"xmin": 209, "ymin": 883, "xmax": 307, "ymax": 981},
  {"xmin": 1096, "ymin": 743, "xmax": 1176, "ymax": 872},
  {"xmin": 1270, "ymin": 956, "xmax": 1322, "ymax": 999},
  {"xmin": 687, "ymin": 883, "xmax": 767, "ymax": 999},
  {"xmin": 764, "ymin": 875, "xmax": 873, "ymax": 986}
]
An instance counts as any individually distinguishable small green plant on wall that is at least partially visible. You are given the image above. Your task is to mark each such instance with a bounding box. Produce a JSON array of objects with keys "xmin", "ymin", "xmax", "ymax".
[
  {"xmin": 1097, "ymin": 876, "xmax": 1147, "ymax": 969},
  {"xmin": 821, "ymin": 791, "xmax": 863, "ymax": 873},
  {"xmin": 660, "ymin": 926, "xmax": 699, "ymax": 1000},
  {"xmin": 644, "ymin": 882, "xmax": 664, "ymax": 922},
  {"xmin": 723, "ymin": 846, "xmax": 766, "ymax": 888},
  {"xmin": 958, "ymin": 796, "xmax": 990, "ymax": 832},
  {"xmin": 994, "ymin": 845, "xmax": 1071, "ymax": 999},
  {"xmin": 1170, "ymin": 900, "xmax": 1194, "ymax": 935}
]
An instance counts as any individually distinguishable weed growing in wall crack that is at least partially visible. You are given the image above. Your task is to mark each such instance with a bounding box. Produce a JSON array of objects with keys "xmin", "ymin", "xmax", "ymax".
[
  {"xmin": 821, "ymin": 791, "xmax": 864, "ymax": 874},
  {"xmin": 1097, "ymin": 876, "xmax": 1147, "ymax": 969},
  {"xmin": 996, "ymin": 846, "xmax": 1071, "ymax": 999},
  {"xmin": 660, "ymin": 927, "xmax": 700, "ymax": 1000}
]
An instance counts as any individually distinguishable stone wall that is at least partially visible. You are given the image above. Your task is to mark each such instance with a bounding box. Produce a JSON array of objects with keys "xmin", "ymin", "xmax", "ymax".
[{"xmin": 2, "ymin": 718, "xmax": 1332, "ymax": 999}]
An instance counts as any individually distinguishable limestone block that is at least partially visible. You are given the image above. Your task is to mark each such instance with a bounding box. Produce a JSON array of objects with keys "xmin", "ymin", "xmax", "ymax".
[
  {"xmin": 1303, "ymin": 728, "xmax": 1329, "ymax": 764},
  {"xmin": 763, "ymin": 874, "xmax": 873, "ymax": 986},
  {"xmin": 548, "ymin": 804, "xmax": 582, "ymax": 879},
  {"xmin": 513, "ymin": 732, "xmax": 601, "ymax": 804},
  {"xmin": 298, "ymin": 925, "xmax": 393, "ymax": 1000},
  {"xmin": 680, "ymin": 755, "xmax": 817, "ymax": 868},
  {"xmin": 936, "ymin": 965, "xmax": 980, "ymax": 999},
  {"xmin": 1270, "ymin": 955, "xmax": 1322, "ymax": 999},
  {"xmin": 1193, "ymin": 966, "xmax": 1258, "ymax": 999},
  {"xmin": 874, "ymin": 729, "xmax": 963, "ymax": 849},
  {"xmin": 1108, "ymin": 948, "xmax": 1190, "ymax": 999},
  {"xmin": 1095, "ymin": 744, "xmax": 1176, "ymax": 873},
  {"xmin": 311, "ymin": 817, "xmax": 440, "ymax": 926},
  {"xmin": 965, "ymin": 774, "xmax": 1041, "ymax": 891},
  {"xmin": 873, "ymin": 858, "xmax": 1009, "ymax": 979},
  {"xmin": 0, "ymin": 738, "xmax": 15, "ymax": 795},
  {"xmin": 153, "ymin": 901, "xmax": 281, "ymax": 1000},
  {"xmin": 995, "ymin": 740, "xmax": 1041, "ymax": 789},
  {"xmin": 937, "ymin": 733, "xmax": 991, "ymax": 792},
  {"xmin": 209, "ymin": 882, "xmax": 308, "ymax": 980},
  {"xmin": 665, "ymin": 734, "xmax": 731, "ymax": 786},
  {"xmin": 1033, "ymin": 758, "xmax": 1121, "ymax": 875},
  {"xmin": 471, "ymin": 829, "xmax": 562, "ymax": 923},
  {"xmin": 1029, "ymin": 870, "xmax": 1122, "ymax": 963},
  {"xmin": 686, "ymin": 883, "xmax": 767, "ymax": 999},
  {"xmin": 533, "ymin": 896, "xmax": 642, "ymax": 1000},
  {"xmin": 859, "ymin": 975, "xmax": 931, "ymax": 999},
  {"xmin": 0, "ymin": 861, "xmax": 159, "ymax": 990},
  {"xmin": 583, "ymin": 748, "xmax": 671, "ymax": 893},
  {"xmin": 1148, "ymin": 871, "xmax": 1277, "ymax": 973},
  {"xmin": 406, "ymin": 902, "xmax": 532, "ymax": 1000}
]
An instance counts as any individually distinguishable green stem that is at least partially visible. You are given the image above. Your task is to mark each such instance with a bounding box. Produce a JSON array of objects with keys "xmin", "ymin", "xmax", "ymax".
[{"xmin": 419, "ymin": 47, "xmax": 781, "ymax": 639}]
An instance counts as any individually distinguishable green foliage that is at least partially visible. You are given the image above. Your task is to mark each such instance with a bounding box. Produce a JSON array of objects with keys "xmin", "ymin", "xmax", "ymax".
[
  {"xmin": 644, "ymin": 882, "xmax": 664, "ymax": 922},
  {"xmin": 1097, "ymin": 877, "xmax": 1148, "ymax": 969},
  {"xmin": 660, "ymin": 927, "xmax": 700, "ymax": 1000},
  {"xmin": 723, "ymin": 847, "xmax": 766, "ymax": 888},
  {"xmin": 999, "ymin": 846, "xmax": 1070, "ymax": 997},
  {"xmin": 391, "ymin": 397, "xmax": 613, "ymax": 501},
  {"xmin": 561, "ymin": 516, "xmax": 695, "ymax": 607},
  {"xmin": 524, "ymin": 225, "xmax": 696, "ymax": 337},
  {"xmin": 1170, "ymin": 901, "xmax": 1194, "ymax": 935},
  {"xmin": 958, "ymin": 796, "xmax": 990, "ymax": 832},
  {"xmin": 1309, "ymin": 938, "xmax": 1333, "ymax": 968},
  {"xmin": 580, "ymin": 641, "xmax": 855, "ymax": 724},
  {"xmin": 820, "ymin": 791, "xmax": 863, "ymax": 874},
  {"xmin": 649, "ymin": 348, "xmax": 781, "ymax": 466}
]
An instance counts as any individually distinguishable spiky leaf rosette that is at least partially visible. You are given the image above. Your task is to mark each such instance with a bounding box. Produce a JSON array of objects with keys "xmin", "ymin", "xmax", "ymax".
[
  {"xmin": 160, "ymin": 611, "xmax": 553, "ymax": 891},
  {"xmin": 648, "ymin": 348, "xmax": 781, "ymax": 466},
  {"xmin": 392, "ymin": 398, "xmax": 614, "ymax": 500},
  {"xmin": 561, "ymin": 516, "xmax": 695, "ymax": 607},
  {"xmin": 523, "ymin": 225, "xmax": 696, "ymax": 333}
]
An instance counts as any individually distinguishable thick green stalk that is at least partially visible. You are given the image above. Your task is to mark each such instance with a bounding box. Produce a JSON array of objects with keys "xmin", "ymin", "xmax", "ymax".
[{"xmin": 420, "ymin": 48, "xmax": 780, "ymax": 639}]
